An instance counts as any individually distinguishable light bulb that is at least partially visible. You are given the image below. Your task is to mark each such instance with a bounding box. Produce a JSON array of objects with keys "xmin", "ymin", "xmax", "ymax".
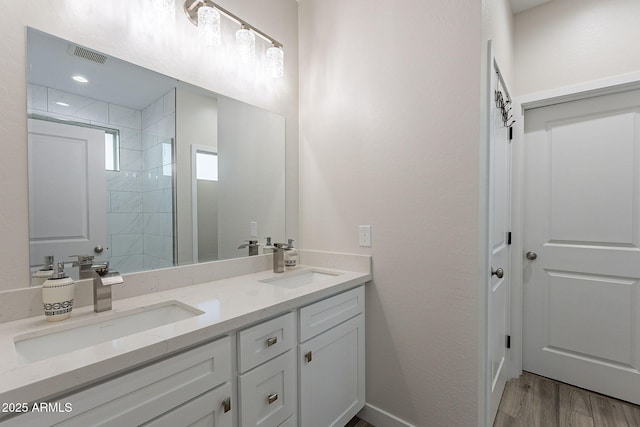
[
  {"xmin": 156, "ymin": 0, "xmax": 175, "ymax": 24},
  {"xmin": 236, "ymin": 25, "xmax": 255, "ymax": 65},
  {"xmin": 197, "ymin": 5, "xmax": 221, "ymax": 47},
  {"xmin": 266, "ymin": 45, "xmax": 284, "ymax": 79}
]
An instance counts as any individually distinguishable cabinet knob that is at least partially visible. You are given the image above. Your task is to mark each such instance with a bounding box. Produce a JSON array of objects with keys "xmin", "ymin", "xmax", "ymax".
[
  {"xmin": 305, "ymin": 351, "xmax": 312, "ymax": 363},
  {"xmin": 267, "ymin": 393, "xmax": 278, "ymax": 405},
  {"xmin": 221, "ymin": 397, "xmax": 231, "ymax": 413},
  {"xmin": 266, "ymin": 337, "xmax": 278, "ymax": 347}
]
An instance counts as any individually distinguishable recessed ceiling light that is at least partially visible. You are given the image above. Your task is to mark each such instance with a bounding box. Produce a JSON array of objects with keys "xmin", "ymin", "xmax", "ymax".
[
  {"xmin": 55, "ymin": 102, "xmax": 70, "ymax": 107},
  {"xmin": 72, "ymin": 75, "xmax": 88, "ymax": 83}
]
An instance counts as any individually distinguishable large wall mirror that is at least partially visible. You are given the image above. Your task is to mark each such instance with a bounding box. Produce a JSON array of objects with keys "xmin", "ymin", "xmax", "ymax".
[{"xmin": 26, "ymin": 28, "xmax": 285, "ymax": 284}]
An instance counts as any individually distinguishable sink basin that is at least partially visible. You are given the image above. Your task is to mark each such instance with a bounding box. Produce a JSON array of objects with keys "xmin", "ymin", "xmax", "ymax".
[
  {"xmin": 14, "ymin": 301, "xmax": 203, "ymax": 363},
  {"xmin": 259, "ymin": 270, "xmax": 340, "ymax": 289}
]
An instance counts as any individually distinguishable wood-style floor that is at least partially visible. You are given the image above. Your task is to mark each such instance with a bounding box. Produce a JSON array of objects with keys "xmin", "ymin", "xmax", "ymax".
[
  {"xmin": 494, "ymin": 372, "xmax": 640, "ymax": 427},
  {"xmin": 345, "ymin": 416, "xmax": 374, "ymax": 427}
]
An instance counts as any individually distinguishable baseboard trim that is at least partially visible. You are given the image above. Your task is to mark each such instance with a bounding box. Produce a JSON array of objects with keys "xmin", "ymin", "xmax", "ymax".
[{"xmin": 357, "ymin": 403, "xmax": 416, "ymax": 427}]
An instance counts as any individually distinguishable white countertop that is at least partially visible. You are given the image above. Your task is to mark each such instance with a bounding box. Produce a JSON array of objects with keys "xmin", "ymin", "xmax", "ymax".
[{"xmin": 0, "ymin": 265, "xmax": 370, "ymax": 407}]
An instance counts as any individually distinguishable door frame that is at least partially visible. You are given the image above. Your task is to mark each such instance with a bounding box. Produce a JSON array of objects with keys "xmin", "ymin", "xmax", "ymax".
[
  {"xmin": 190, "ymin": 144, "xmax": 218, "ymax": 263},
  {"xmin": 509, "ymin": 70, "xmax": 640, "ymax": 379}
]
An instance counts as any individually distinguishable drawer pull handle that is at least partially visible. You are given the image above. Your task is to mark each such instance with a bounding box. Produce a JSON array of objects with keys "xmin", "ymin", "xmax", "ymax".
[
  {"xmin": 305, "ymin": 351, "xmax": 312, "ymax": 363},
  {"xmin": 222, "ymin": 397, "xmax": 231, "ymax": 413},
  {"xmin": 267, "ymin": 393, "xmax": 278, "ymax": 405},
  {"xmin": 266, "ymin": 336, "xmax": 278, "ymax": 347}
]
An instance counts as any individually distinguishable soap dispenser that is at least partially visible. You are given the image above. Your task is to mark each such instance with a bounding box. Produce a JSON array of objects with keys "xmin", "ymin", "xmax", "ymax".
[
  {"xmin": 42, "ymin": 261, "xmax": 75, "ymax": 322},
  {"xmin": 284, "ymin": 238, "xmax": 298, "ymax": 268},
  {"xmin": 32, "ymin": 255, "xmax": 55, "ymax": 286}
]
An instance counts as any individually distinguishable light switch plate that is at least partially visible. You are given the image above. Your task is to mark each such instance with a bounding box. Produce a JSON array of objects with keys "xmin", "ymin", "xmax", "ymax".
[
  {"xmin": 250, "ymin": 221, "xmax": 258, "ymax": 237},
  {"xmin": 359, "ymin": 225, "xmax": 371, "ymax": 247}
]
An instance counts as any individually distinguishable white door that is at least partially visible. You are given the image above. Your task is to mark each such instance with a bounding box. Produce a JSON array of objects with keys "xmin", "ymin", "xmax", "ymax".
[
  {"xmin": 487, "ymin": 56, "xmax": 512, "ymax": 423},
  {"xmin": 523, "ymin": 88, "xmax": 640, "ymax": 404},
  {"xmin": 28, "ymin": 119, "xmax": 107, "ymax": 267}
]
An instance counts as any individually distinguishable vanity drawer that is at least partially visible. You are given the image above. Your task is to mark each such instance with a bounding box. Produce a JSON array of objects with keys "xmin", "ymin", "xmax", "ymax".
[
  {"xmin": 1, "ymin": 337, "xmax": 232, "ymax": 427},
  {"xmin": 238, "ymin": 350, "xmax": 296, "ymax": 427},
  {"xmin": 278, "ymin": 415, "xmax": 296, "ymax": 427},
  {"xmin": 299, "ymin": 285, "xmax": 364, "ymax": 342},
  {"xmin": 238, "ymin": 312, "xmax": 295, "ymax": 373},
  {"xmin": 142, "ymin": 382, "xmax": 232, "ymax": 427}
]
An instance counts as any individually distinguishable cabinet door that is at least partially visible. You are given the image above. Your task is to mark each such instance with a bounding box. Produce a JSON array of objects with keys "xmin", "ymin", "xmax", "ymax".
[
  {"xmin": 239, "ymin": 350, "xmax": 296, "ymax": 427},
  {"xmin": 143, "ymin": 383, "xmax": 233, "ymax": 427},
  {"xmin": 299, "ymin": 314, "xmax": 365, "ymax": 427}
]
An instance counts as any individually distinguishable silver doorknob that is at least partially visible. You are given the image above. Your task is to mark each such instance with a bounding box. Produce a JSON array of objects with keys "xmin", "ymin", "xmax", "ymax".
[
  {"xmin": 94, "ymin": 245, "xmax": 104, "ymax": 254},
  {"xmin": 526, "ymin": 251, "xmax": 537, "ymax": 261},
  {"xmin": 491, "ymin": 267, "xmax": 504, "ymax": 279}
]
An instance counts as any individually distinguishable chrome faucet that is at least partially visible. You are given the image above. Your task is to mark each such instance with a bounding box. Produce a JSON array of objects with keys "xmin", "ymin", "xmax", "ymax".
[
  {"xmin": 91, "ymin": 261, "xmax": 123, "ymax": 312},
  {"xmin": 71, "ymin": 254, "xmax": 96, "ymax": 279},
  {"xmin": 238, "ymin": 240, "xmax": 260, "ymax": 256},
  {"xmin": 272, "ymin": 243, "xmax": 290, "ymax": 273}
]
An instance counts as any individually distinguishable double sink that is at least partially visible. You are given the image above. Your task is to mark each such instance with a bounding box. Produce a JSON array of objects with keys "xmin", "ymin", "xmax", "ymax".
[{"xmin": 13, "ymin": 269, "xmax": 339, "ymax": 364}]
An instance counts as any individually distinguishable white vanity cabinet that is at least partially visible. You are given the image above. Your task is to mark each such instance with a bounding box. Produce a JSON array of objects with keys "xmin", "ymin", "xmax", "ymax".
[
  {"xmin": 0, "ymin": 281, "xmax": 367, "ymax": 427},
  {"xmin": 2, "ymin": 337, "xmax": 233, "ymax": 427},
  {"xmin": 298, "ymin": 286, "xmax": 366, "ymax": 427},
  {"xmin": 237, "ymin": 312, "xmax": 296, "ymax": 427}
]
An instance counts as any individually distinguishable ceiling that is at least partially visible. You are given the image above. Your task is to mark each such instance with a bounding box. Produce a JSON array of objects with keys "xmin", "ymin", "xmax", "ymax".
[
  {"xmin": 27, "ymin": 29, "xmax": 178, "ymax": 111},
  {"xmin": 509, "ymin": 0, "xmax": 553, "ymax": 14}
]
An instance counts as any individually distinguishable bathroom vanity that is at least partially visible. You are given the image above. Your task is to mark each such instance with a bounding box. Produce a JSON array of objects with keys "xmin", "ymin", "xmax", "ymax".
[{"xmin": 0, "ymin": 258, "xmax": 369, "ymax": 427}]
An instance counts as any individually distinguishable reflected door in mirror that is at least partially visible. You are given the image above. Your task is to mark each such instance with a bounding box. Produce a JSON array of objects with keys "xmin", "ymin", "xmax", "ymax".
[{"xmin": 28, "ymin": 119, "xmax": 106, "ymax": 268}]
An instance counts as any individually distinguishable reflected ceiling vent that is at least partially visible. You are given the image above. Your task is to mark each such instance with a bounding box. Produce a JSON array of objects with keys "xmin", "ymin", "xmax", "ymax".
[{"xmin": 68, "ymin": 45, "xmax": 108, "ymax": 65}]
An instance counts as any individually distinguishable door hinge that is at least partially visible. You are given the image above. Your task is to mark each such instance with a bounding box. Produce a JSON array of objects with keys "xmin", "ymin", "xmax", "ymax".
[
  {"xmin": 507, "ymin": 232, "xmax": 512, "ymax": 245},
  {"xmin": 506, "ymin": 335, "xmax": 511, "ymax": 349},
  {"xmin": 509, "ymin": 126, "xmax": 513, "ymax": 141}
]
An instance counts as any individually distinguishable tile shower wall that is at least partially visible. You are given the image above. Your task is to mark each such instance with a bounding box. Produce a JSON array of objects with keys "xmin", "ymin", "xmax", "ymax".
[{"xmin": 141, "ymin": 90, "xmax": 176, "ymax": 270}]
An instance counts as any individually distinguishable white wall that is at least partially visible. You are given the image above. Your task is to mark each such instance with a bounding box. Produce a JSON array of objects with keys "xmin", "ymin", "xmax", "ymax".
[
  {"xmin": 483, "ymin": 0, "xmax": 515, "ymax": 86},
  {"xmin": 298, "ymin": 1, "xmax": 482, "ymax": 425},
  {"xmin": 0, "ymin": 0, "xmax": 298, "ymax": 290},
  {"xmin": 514, "ymin": 0, "xmax": 640, "ymax": 95},
  {"xmin": 217, "ymin": 97, "xmax": 286, "ymax": 260},
  {"xmin": 176, "ymin": 88, "xmax": 218, "ymax": 265}
]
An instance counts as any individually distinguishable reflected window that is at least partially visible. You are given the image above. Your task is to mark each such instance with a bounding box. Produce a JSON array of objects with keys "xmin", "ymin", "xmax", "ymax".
[
  {"xmin": 105, "ymin": 131, "xmax": 120, "ymax": 171},
  {"xmin": 196, "ymin": 151, "xmax": 218, "ymax": 181}
]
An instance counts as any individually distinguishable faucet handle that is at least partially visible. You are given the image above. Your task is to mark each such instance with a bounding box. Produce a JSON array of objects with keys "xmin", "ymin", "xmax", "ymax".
[
  {"xmin": 70, "ymin": 254, "xmax": 94, "ymax": 267},
  {"xmin": 92, "ymin": 261, "xmax": 110, "ymax": 276},
  {"xmin": 238, "ymin": 240, "xmax": 260, "ymax": 249}
]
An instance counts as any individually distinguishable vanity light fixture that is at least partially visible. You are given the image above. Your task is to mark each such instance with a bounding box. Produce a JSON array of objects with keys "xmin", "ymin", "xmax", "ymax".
[
  {"xmin": 266, "ymin": 44, "xmax": 284, "ymax": 79},
  {"xmin": 183, "ymin": 0, "xmax": 285, "ymax": 78},
  {"xmin": 236, "ymin": 24, "xmax": 255, "ymax": 65},
  {"xmin": 156, "ymin": 0, "xmax": 176, "ymax": 24},
  {"xmin": 72, "ymin": 75, "xmax": 88, "ymax": 83},
  {"xmin": 197, "ymin": 4, "xmax": 221, "ymax": 47}
]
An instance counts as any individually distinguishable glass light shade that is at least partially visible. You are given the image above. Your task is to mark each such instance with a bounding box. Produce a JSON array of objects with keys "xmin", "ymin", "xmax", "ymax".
[
  {"xmin": 236, "ymin": 27, "xmax": 256, "ymax": 65},
  {"xmin": 197, "ymin": 5, "xmax": 221, "ymax": 47},
  {"xmin": 266, "ymin": 45, "xmax": 284, "ymax": 79},
  {"xmin": 156, "ymin": 0, "xmax": 175, "ymax": 24}
]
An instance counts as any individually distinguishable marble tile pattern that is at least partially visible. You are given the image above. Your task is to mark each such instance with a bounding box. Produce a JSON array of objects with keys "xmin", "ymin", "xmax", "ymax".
[{"xmin": 0, "ymin": 252, "xmax": 372, "ymax": 409}]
